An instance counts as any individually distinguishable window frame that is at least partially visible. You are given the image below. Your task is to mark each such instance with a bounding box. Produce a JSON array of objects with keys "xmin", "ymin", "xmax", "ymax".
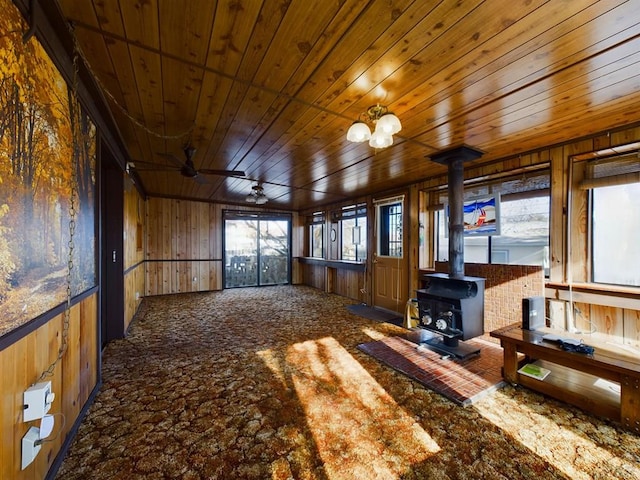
[
  {"xmin": 308, "ymin": 212, "xmax": 325, "ymax": 258},
  {"xmin": 338, "ymin": 205, "xmax": 367, "ymax": 262}
]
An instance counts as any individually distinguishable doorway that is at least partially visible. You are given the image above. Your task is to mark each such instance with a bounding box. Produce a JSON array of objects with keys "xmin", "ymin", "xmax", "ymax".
[
  {"xmin": 100, "ymin": 146, "xmax": 124, "ymax": 347},
  {"xmin": 224, "ymin": 212, "xmax": 291, "ymax": 288},
  {"xmin": 372, "ymin": 196, "xmax": 408, "ymax": 313}
]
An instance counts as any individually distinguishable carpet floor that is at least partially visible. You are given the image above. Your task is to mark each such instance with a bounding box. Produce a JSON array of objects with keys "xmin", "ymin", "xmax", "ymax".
[{"xmin": 56, "ymin": 286, "xmax": 640, "ymax": 480}]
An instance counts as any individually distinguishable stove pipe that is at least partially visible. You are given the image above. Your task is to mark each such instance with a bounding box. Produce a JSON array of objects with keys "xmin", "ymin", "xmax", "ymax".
[{"xmin": 429, "ymin": 146, "xmax": 484, "ymax": 278}]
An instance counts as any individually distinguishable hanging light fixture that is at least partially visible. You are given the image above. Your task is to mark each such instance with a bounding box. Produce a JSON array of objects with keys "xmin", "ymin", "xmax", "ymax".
[
  {"xmin": 246, "ymin": 183, "xmax": 268, "ymax": 205},
  {"xmin": 346, "ymin": 104, "xmax": 401, "ymax": 149}
]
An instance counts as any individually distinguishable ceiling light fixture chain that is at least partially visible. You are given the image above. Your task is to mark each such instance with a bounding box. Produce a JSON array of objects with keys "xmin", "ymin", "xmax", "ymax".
[
  {"xmin": 66, "ymin": 22, "xmax": 195, "ymax": 141},
  {"xmin": 346, "ymin": 103, "xmax": 401, "ymax": 149},
  {"xmin": 37, "ymin": 45, "xmax": 82, "ymax": 382}
]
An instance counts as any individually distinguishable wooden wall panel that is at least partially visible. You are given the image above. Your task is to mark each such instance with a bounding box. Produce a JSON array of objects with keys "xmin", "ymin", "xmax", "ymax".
[
  {"xmin": 332, "ymin": 269, "xmax": 365, "ymax": 302},
  {"xmin": 549, "ymin": 146, "xmax": 567, "ymax": 284},
  {"xmin": 145, "ymin": 261, "xmax": 223, "ymax": 296},
  {"xmin": 124, "ymin": 182, "xmax": 145, "ymax": 330},
  {"xmin": 0, "ymin": 294, "xmax": 98, "ymax": 479},
  {"xmin": 302, "ymin": 264, "xmax": 326, "ymax": 291},
  {"xmin": 124, "ymin": 265, "xmax": 145, "ymax": 331},
  {"xmin": 624, "ymin": 309, "xmax": 640, "ymax": 349},
  {"xmin": 123, "ymin": 180, "xmax": 145, "ymax": 269}
]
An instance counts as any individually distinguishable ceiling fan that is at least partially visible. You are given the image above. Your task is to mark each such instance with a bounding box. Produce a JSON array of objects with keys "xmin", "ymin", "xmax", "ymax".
[{"xmin": 127, "ymin": 146, "xmax": 245, "ymax": 184}]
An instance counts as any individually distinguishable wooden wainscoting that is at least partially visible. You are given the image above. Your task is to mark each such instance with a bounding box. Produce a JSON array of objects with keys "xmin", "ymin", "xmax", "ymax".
[
  {"xmin": 546, "ymin": 284, "xmax": 640, "ymax": 348},
  {"xmin": 145, "ymin": 260, "xmax": 222, "ymax": 296},
  {"xmin": 300, "ymin": 258, "xmax": 366, "ymax": 302},
  {"xmin": 0, "ymin": 293, "xmax": 99, "ymax": 479}
]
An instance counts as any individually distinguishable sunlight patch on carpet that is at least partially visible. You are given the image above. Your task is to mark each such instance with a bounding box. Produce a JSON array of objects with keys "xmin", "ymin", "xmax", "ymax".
[
  {"xmin": 474, "ymin": 390, "xmax": 640, "ymax": 480},
  {"xmin": 285, "ymin": 336, "xmax": 440, "ymax": 480}
]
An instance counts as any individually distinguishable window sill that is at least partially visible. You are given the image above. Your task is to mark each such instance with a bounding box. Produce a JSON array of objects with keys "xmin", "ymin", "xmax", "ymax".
[
  {"xmin": 545, "ymin": 282, "xmax": 640, "ymax": 310},
  {"xmin": 297, "ymin": 257, "xmax": 366, "ymax": 271}
]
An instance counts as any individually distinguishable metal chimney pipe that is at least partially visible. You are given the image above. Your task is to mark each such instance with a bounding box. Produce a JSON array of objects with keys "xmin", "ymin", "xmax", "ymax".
[
  {"xmin": 448, "ymin": 158, "xmax": 465, "ymax": 278},
  {"xmin": 429, "ymin": 146, "xmax": 484, "ymax": 279}
]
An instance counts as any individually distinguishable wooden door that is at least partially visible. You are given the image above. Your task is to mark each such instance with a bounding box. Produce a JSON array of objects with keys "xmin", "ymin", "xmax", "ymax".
[{"xmin": 372, "ymin": 197, "xmax": 408, "ymax": 313}]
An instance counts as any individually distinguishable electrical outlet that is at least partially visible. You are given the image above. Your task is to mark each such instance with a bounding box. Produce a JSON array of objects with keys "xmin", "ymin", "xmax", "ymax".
[
  {"xmin": 23, "ymin": 381, "xmax": 55, "ymax": 422},
  {"xmin": 21, "ymin": 426, "xmax": 41, "ymax": 470}
]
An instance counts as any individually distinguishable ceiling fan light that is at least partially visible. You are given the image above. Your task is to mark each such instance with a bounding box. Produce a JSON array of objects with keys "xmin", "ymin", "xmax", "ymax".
[
  {"xmin": 246, "ymin": 193, "xmax": 257, "ymax": 203},
  {"xmin": 256, "ymin": 195, "xmax": 268, "ymax": 205},
  {"xmin": 346, "ymin": 121, "xmax": 371, "ymax": 142},
  {"xmin": 369, "ymin": 130, "xmax": 393, "ymax": 149},
  {"xmin": 376, "ymin": 112, "xmax": 401, "ymax": 135}
]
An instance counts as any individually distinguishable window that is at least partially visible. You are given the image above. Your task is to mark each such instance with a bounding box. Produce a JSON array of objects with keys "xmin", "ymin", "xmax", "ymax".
[
  {"xmin": 435, "ymin": 172, "xmax": 550, "ymax": 273},
  {"xmin": 309, "ymin": 212, "xmax": 324, "ymax": 258},
  {"xmin": 339, "ymin": 204, "xmax": 367, "ymax": 261},
  {"xmin": 579, "ymin": 153, "xmax": 640, "ymax": 287},
  {"xmin": 591, "ymin": 183, "xmax": 640, "ymax": 287},
  {"xmin": 378, "ymin": 201, "xmax": 403, "ymax": 257}
]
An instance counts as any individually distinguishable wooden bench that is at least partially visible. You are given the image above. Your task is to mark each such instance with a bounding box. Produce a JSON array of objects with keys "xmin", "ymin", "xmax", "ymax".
[{"xmin": 490, "ymin": 324, "xmax": 640, "ymax": 432}]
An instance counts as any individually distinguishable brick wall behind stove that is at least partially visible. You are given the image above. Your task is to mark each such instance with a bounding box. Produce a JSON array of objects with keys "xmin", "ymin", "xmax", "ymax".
[{"xmin": 434, "ymin": 262, "xmax": 545, "ymax": 335}]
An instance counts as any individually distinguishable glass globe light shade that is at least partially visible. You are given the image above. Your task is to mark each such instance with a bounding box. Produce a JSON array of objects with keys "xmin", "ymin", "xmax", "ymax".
[
  {"xmin": 369, "ymin": 130, "xmax": 393, "ymax": 149},
  {"xmin": 376, "ymin": 112, "xmax": 402, "ymax": 135},
  {"xmin": 346, "ymin": 121, "xmax": 371, "ymax": 142}
]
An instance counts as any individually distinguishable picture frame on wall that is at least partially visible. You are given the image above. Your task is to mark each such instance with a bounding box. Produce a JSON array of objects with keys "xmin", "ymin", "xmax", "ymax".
[{"xmin": 445, "ymin": 193, "xmax": 501, "ymax": 237}]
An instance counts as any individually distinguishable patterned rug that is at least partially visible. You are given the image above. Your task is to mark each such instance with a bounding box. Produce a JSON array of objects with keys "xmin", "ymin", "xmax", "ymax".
[
  {"xmin": 56, "ymin": 286, "xmax": 640, "ymax": 480},
  {"xmin": 358, "ymin": 335, "xmax": 505, "ymax": 406}
]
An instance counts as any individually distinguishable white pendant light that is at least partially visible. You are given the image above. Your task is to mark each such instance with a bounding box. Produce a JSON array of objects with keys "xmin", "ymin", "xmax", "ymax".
[
  {"xmin": 369, "ymin": 130, "xmax": 393, "ymax": 149},
  {"xmin": 376, "ymin": 112, "xmax": 402, "ymax": 135},
  {"xmin": 346, "ymin": 104, "xmax": 400, "ymax": 149},
  {"xmin": 346, "ymin": 121, "xmax": 371, "ymax": 142}
]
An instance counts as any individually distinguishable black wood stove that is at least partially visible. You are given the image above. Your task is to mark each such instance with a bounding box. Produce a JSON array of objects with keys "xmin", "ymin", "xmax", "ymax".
[{"xmin": 415, "ymin": 274, "xmax": 485, "ymax": 358}]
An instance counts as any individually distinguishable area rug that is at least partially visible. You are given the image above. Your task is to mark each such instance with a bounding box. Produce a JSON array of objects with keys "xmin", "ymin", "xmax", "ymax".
[
  {"xmin": 346, "ymin": 303, "xmax": 404, "ymax": 326},
  {"xmin": 358, "ymin": 335, "xmax": 505, "ymax": 406}
]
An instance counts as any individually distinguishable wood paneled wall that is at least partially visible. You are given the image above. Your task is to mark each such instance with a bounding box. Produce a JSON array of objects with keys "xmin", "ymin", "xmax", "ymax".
[
  {"xmin": 145, "ymin": 197, "xmax": 222, "ymax": 295},
  {"xmin": 145, "ymin": 198, "xmax": 299, "ymax": 296},
  {"xmin": 0, "ymin": 293, "xmax": 98, "ymax": 479},
  {"xmin": 123, "ymin": 180, "xmax": 145, "ymax": 330},
  {"xmin": 329, "ymin": 268, "xmax": 365, "ymax": 302}
]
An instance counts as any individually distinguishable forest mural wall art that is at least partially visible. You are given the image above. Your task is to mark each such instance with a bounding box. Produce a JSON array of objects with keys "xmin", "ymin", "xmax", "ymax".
[{"xmin": 0, "ymin": 0, "xmax": 96, "ymax": 338}]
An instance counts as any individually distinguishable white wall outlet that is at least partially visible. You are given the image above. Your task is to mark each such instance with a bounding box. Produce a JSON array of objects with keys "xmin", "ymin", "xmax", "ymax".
[
  {"xmin": 21, "ymin": 426, "xmax": 41, "ymax": 470},
  {"xmin": 23, "ymin": 381, "xmax": 55, "ymax": 422}
]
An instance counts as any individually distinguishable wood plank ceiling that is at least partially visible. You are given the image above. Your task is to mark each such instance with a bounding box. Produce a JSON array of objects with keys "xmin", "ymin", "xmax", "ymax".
[{"xmin": 53, "ymin": 0, "xmax": 640, "ymax": 210}]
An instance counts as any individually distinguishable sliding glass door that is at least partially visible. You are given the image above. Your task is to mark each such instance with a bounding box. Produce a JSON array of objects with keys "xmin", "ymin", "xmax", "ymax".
[{"xmin": 224, "ymin": 212, "xmax": 290, "ymax": 288}]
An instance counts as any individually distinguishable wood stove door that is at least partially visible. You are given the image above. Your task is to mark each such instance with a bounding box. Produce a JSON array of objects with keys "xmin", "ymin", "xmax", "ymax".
[{"xmin": 372, "ymin": 198, "xmax": 408, "ymax": 313}]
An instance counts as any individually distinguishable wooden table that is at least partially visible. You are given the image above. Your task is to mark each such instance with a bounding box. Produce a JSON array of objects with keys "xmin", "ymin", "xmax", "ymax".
[{"xmin": 490, "ymin": 324, "xmax": 640, "ymax": 432}]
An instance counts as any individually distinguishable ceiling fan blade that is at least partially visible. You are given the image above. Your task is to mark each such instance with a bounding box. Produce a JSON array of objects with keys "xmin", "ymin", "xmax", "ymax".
[
  {"xmin": 198, "ymin": 169, "xmax": 246, "ymax": 177},
  {"xmin": 131, "ymin": 164, "xmax": 181, "ymax": 172},
  {"xmin": 157, "ymin": 152, "xmax": 187, "ymax": 168}
]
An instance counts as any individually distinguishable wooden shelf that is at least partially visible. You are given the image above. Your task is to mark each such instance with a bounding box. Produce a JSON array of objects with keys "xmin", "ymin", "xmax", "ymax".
[
  {"xmin": 518, "ymin": 359, "xmax": 620, "ymax": 421},
  {"xmin": 491, "ymin": 324, "xmax": 640, "ymax": 432}
]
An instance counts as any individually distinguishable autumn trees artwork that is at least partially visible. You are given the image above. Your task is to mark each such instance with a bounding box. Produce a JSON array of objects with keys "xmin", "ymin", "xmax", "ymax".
[{"xmin": 0, "ymin": 0, "xmax": 96, "ymax": 337}]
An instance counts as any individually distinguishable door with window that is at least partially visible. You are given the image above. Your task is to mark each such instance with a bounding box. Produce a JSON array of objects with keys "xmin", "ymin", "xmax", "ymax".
[
  {"xmin": 224, "ymin": 212, "xmax": 290, "ymax": 288},
  {"xmin": 373, "ymin": 197, "xmax": 408, "ymax": 312}
]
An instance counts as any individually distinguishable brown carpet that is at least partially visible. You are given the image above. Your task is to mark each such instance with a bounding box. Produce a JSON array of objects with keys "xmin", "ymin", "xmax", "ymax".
[
  {"xmin": 358, "ymin": 335, "xmax": 505, "ymax": 406},
  {"xmin": 56, "ymin": 286, "xmax": 640, "ymax": 480}
]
